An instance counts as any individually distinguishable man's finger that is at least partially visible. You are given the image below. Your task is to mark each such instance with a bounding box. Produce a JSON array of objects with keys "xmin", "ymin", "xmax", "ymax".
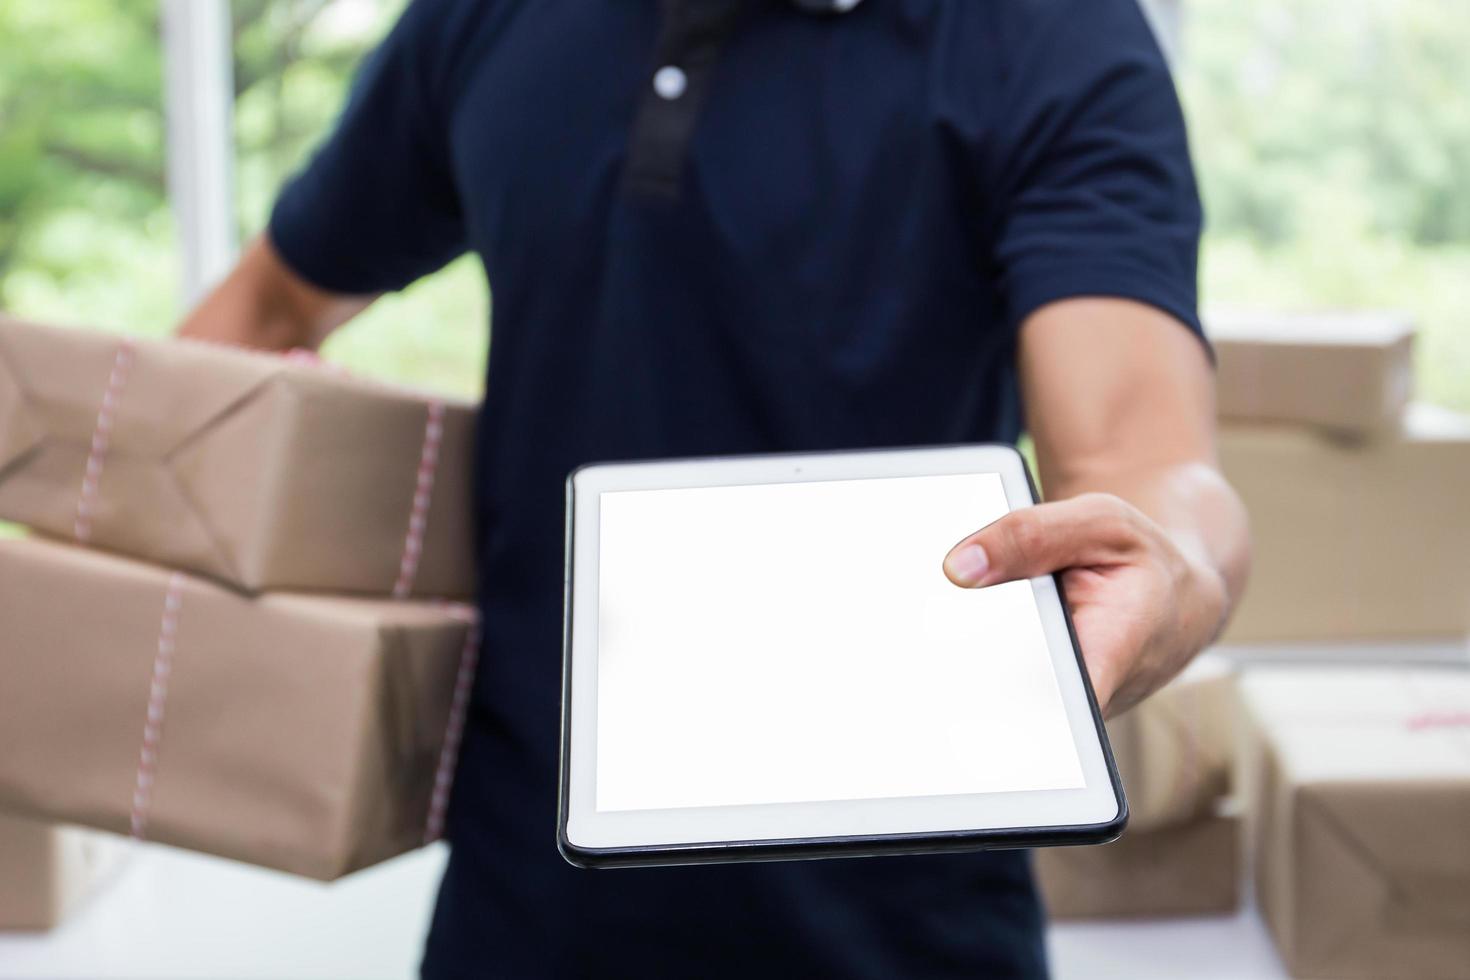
[{"xmin": 942, "ymin": 492, "xmax": 1142, "ymax": 588}]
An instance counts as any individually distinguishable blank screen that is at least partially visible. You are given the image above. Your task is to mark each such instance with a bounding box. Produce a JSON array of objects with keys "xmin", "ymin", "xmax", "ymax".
[{"xmin": 595, "ymin": 472, "xmax": 1085, "ymax": 813}]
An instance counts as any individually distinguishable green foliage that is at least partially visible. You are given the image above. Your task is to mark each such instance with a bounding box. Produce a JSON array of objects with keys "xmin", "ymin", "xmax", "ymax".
[
  {"xmin": 231, "ymin": 0, "xmax": 404, "ymax": 233},
  {"xmin": 1181, "ymin": 0, "xmax": 1470, "ymax": 412},
  {"xmin": 0, "ymin": 3, "xmax": 167, "ymax": 309},
  {"xmin": 0, "ymin": 0, "xmax": 492, "ymax": 394},
  {"xmin": 1183, "ymin": 0, "xmax": 1470, "ymax": 247}
]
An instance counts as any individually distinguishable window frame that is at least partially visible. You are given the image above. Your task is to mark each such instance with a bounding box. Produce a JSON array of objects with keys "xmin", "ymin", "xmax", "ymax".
[{"xmin": 161, "ymin": 0, "xmax": 238, "ymax": 307}]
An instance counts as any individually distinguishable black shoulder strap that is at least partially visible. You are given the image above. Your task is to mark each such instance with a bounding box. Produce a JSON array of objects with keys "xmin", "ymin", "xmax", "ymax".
[{"xmin": 624, "ymin": 0, "xmax": 750, "ymax": 201}]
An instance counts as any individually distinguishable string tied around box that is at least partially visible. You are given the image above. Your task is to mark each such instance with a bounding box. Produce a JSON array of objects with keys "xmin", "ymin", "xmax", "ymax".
[
  {"xmin": 73, "ymin": 339, "xmax": 136, "ymax": 543},
  {"xmin": 74, "ymin": 339, "xmax": 451, "ymax": 600},
  {"xmin": 125, "ymin": 574, "xmax": 484, "ymax": 848}
]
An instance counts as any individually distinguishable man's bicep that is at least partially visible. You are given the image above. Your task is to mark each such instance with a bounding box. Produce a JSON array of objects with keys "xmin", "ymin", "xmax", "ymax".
[
  {"xmin": 1018, "ymin": 297, "xmax": 1217, "ymax": 494},
  {"xmin": 989, "ymin": 0, "xmax": 1201, "ymax": 338}
]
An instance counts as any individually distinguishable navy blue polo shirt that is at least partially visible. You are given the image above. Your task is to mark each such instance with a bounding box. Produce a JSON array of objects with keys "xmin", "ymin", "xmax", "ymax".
[{"xmin": 270, "ymin": 0, "xmax": 1201, "ymax": 975}]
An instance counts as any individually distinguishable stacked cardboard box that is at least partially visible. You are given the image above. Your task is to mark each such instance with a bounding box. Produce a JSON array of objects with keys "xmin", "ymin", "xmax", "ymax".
[
  {"xmin": 1037, "ymin": 806, "xmax": 1240, "ymax": 921},
  {"xmin": 0, "ymin": 315, "xmax": 475, "ymax": 596},
  {"xmin": 1209, "ymin": 309, "xmax": 1414, "ymax": 437},
  {"xmin": 1037, "ymin": 656, "xmax": 1241, "ymax": 919},
  {"xmin": 1207, "ymin": 309, "xmax": 1470, "ymax": 978},
  {"xmin": 1104, "ymin": 655, "xmax": 1236, "ymax": 832},
  {"xmin": 0, "ymin": 813, "xmax": 127, "ymax": 930},
  {"xmin": 1205, "ymin": 310, "xmax": 1470, "ymax": 643},
  {"xmin": 1220, "ymin": 405, "xmax": 1470, "ymax": 642},
  {"xmin": 1237, "ymin": 668, "xmax": 1470, "ymax": 979},
  {"xmin": 0, "ymin": 317, "xmax": 481, "ymax": 881},
  {"xmin": 1046, "ymin": 301, "xmax": 1469, "ymax": 946}
]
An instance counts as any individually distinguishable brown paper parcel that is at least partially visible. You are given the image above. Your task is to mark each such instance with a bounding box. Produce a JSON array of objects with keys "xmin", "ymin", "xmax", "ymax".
[
  {"xmin": 1219, "ymin": 403, "xmax": 1470, "ymax": 642},
  {"xmin": 0, "ymin": 315, "xmax": 475, "ymax": 596},
  {"xmin": 1238, "ymin": 667, "xmax": 1470, "ymax": 979},
  {"xmin": 1207, "ymin": 309, "xmax": 1414, "ymax": 436},
  {"xmin": 1107, "ymin": 653, "xmax": 1235, "ymax": 832},
  {"xmin": 0, "ymin": 536, "xmax": 478, "ymax": 880},
  {"xmin": 0, "ymin": 812, "xmax": 127, "ymax": 930},
  {"xmin": 1036, "ymin": 809, "xmax": 1240, "ymax": 920}
]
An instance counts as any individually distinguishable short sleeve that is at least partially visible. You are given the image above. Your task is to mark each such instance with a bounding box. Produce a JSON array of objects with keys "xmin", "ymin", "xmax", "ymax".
[
  {"xmin": 268, "ymin": 0, "xmax": 468, "ymax": 295},
  {"xmin": 988, "ymin": 0, "xmax": 1203, "ymax": 337}
]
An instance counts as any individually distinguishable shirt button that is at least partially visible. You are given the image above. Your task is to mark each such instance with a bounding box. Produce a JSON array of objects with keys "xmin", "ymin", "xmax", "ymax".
[{"xmin": 653, "ymin": 65, "xmax": 688, "ymax": 101}]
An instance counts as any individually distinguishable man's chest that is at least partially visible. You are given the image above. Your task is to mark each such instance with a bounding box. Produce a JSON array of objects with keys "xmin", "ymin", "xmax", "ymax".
[{"xmin": 443, "ymin": 0, "xmax": 994, "ymax": 291}]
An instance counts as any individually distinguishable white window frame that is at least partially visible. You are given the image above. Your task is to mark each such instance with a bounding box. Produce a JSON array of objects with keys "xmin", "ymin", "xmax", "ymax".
[
  {"xmin": 162, "ymin": 0, "xmax": 237, "ymax": 308},
  {"xmin": 1139, "ymin": 0, "xmax": 1184, "ymax": 64}
]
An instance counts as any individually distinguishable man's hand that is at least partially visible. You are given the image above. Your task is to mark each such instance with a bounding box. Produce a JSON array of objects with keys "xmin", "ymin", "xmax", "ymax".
[
  {"xmin": 942, "ymin": 492, "xmax": 1229, "ymax": 718},
  {"xmin": 966, "ymin": 297, "xmax": 1251, "ymax": 719}
]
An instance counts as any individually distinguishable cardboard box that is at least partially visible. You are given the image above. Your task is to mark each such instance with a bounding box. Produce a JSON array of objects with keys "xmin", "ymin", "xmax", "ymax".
[
  {"xmin": 0, "ymin": 316, "xmax": 474, "ymax": 597},
  {"xmin": 0, "ymin": 813, "xmax": 127, "ymax": 930},
  {"xmin": 1207, "ymin": 310, "xmax": 1414, "ymax": 436},
  {"xmin": 1238, "ymin": 667, "xmax": 1470, "ymax": 979},
  {"xmin": 1108, "ymin": 654, "xmax": 1235, "ymax": 832},
  {"xmin": 1036, "ymin": 808, "xmax": 1240, "ymax": 920},
  {"xmin": 1219, "ymin": 404, "xmax": 1470, "ymax": 642},
  {"xmin": 0, "ymin": 536, "xmax": 479, "ymax": 880}
]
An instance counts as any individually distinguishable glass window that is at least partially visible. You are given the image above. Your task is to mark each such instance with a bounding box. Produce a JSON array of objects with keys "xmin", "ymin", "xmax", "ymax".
[
  {"xmin": 1179, "ymin": 0, "xmax": 1470, "ymax": 412},
  {"xmin": 0, "ymin": 3, "xmax": 176, "ymax": 329}
]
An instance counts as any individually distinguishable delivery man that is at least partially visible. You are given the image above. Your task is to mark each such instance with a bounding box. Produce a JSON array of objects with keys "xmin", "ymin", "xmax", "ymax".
[{"xmin": 181, "ymin": 0, "xmax": 1250, "ymax": 975}]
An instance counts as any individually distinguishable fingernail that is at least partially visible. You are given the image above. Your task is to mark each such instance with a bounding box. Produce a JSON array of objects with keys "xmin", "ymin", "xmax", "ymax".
[{"xmin": 945, "ymin": 544, "xmax": 990, "ymax": 586}]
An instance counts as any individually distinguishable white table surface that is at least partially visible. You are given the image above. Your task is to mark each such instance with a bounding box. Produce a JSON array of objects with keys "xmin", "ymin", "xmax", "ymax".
[{"xmin": 0, "ymin": 841, "xmax": 1291, "ymax": 980}]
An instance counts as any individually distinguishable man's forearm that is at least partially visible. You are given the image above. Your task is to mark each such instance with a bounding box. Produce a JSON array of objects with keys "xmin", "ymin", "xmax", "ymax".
[
  {"xmin": 974, "ymin": 298, "xmax": 1254, "ymax": 712},
  {"xmin": 1020, "ymin": 297, "xmax": 1250, "ymax": 639},
  {"xmin": 178, "ymin": 236, "xmax": 374, "ymax": 350}
]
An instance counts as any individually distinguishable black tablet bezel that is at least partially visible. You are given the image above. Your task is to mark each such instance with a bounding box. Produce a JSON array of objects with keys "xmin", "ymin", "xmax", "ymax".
[{"xmin": 557, "ymin": 444, "xmax": 1128, "ymax": 868}]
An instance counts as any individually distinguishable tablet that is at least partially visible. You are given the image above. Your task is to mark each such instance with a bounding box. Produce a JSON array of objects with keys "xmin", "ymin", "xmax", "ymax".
[{"xmin": 559, "ymin": 444, "xmax": 1126, "ymax": 868}]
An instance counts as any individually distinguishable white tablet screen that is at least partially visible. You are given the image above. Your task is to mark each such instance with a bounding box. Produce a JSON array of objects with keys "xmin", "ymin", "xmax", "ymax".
[{"xmin": 595, "ymin": 472, "xmax": 1085, "ymax": 813}]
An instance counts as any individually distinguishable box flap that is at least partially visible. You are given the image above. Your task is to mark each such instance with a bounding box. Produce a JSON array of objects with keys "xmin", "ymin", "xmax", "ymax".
[
  {"xmin": 1302, "ymin": 780, "xmax": 1470, "ymax": 910},
  {"xmin": 0, "ymin": 319, "xmax": 278, "ymax": 460}
]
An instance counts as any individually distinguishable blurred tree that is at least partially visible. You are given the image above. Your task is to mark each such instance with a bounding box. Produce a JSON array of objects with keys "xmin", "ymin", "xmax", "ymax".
[
  {"xmin": 1183, "ymin": 0, "xmax": 1470, "ymax": 248},
  {"xmin": 0, "ymin": 3, "xmax": 165, "ymax": 298},
  {"xmin": 1181, "ymin": 0, "xmax": 1470, "ymax": 411},
  {"xmin": 232, "ymin": 0, "xmax": 404, "ymax": 229},
  {"xmin": 0, "ymin": 0, "xmax": 401, "ymax": 312}
]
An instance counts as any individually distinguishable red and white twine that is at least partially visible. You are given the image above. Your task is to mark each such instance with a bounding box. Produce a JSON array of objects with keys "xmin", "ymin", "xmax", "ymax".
[
  {"xmin": 1407, "ymin": 710, "xmax": 1470, "ymax": 731},
  {"xmin": 74, "ymin": 341, "xmax": 136, "ymax": 543},
  {"xmin": 76, "ymin": 343, "xmax": 469, "ymax": 846},
  {"xmin": 423, "ymin": 608, "xmax": 481, "ymax": 844},
  {"xmin": 130, "ymin": 572, "xmax": 186, "ymax": 841},
  {"xmin": 392, "ymin": 400, "xmax": 447, "ymax": 599}
]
